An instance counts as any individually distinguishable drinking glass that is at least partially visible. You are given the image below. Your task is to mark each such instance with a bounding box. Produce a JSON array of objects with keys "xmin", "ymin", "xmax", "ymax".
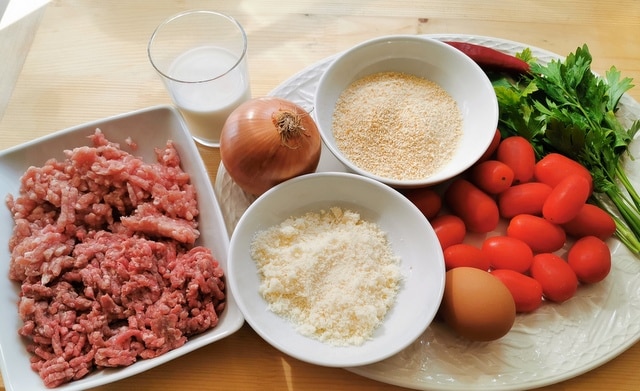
[{"xmin": 148, "ymin": 10, "xmax": 251, "ymax": 147}]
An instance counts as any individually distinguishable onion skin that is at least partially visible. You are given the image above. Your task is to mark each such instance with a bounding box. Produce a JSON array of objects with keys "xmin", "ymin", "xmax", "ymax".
[{"xmin": 220, "ymin": 97, "xmax": 322, "ymax": 196}]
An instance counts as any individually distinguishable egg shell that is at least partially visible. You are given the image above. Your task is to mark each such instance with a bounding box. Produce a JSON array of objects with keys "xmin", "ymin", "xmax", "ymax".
[{"xmin": 440, "ymin": 266, "xmax": 516, "ymax": 341}]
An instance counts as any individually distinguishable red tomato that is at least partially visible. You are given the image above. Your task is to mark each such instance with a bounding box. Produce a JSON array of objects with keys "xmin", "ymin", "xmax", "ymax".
[
  {"xmin": 477, "ymin": 128, "xmax": 502, "ymax": 163},
  {"xmin": 468, "ymin": 160, "xmax": 515, "ymax": 194},
  {"xmin": 443, "ymin": 243, "xmax": 490, "ymax": 271},
  {"xmin": 496, "ymin": 136, "xmax": 536, "ymax": 184},
  {"xmin": 542, "ymin": 174, "xmax": 591, "ymax": 224},
  {"xmin": 506, "ymin": 214, "xmax": 566, "ymax": 253},
  {"xmin": 491, "ymin": 269, "xmax": 543, "ymax": 312},
  {"xmin": 497, "ymin": 182, "xmax": 553, "ymax": 219},
  {"xmin": 534, "ymin": 153, "xmax": 593, "ymax": 192},
  {"xmin": 567, "ymin": 236, "xmax": 612, "ymax": 283},
  {"xmin": 431, "ymin": 214, "xmax": 466, "ymax": 250},
  {"xmin": 530, "ymin": 253, "xmax": 578, "ymax": 303},
  {"xmin": 561, "ymin": 203, "xmax": 616, "ymax": 240},
  {"xmin": 444, "ymin": 178, "xmax": 500, "ymax": 233},
  {"xmin": 401, "ymin": 187, "xmax": 442, "ymax": 220},
  {"xmin": 481, "ymin": 236, "xmax": 533, "ymax": 273}
]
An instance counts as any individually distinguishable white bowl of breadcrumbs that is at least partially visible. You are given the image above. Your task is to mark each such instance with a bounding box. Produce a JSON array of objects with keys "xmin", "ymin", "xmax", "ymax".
[
  {"xmin": 314, "ymin": 34, "xmax": 498, "ymax": 188},
  {"xmin": 227, "ymin": 172, "xmax": 445, "ymax": 367}
]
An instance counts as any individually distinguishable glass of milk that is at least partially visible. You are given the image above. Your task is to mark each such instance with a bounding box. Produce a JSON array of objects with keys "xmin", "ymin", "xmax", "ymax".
[{"xmin": 148, "ymin": 10, "xmax": 251, "ymax": 147}]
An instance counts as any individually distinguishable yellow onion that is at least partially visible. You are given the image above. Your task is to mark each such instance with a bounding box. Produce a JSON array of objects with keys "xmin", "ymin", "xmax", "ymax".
[{"xmin": 220, "ymin": 97, "xmax": 322, "ymax": 196}]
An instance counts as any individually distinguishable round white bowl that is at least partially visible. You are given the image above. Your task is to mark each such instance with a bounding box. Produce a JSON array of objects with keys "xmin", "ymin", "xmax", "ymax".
[
  {"xmin": 314, "ymin": 35, "xmax": 499, "ymax": 188},
  {"xmin": 227, "ymin": 172, "xmax": 445, "ymax": 367}
]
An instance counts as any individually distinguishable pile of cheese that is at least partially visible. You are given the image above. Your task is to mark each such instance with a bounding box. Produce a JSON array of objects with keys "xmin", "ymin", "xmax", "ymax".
[{"xmin": 250, "ymin": 207, "xmax": 402, "ymax": 346}]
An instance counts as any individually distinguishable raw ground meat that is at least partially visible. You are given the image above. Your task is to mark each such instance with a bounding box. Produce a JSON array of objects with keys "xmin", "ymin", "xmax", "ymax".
[{"xmin": 6, "ymin": 129, "xmax": 226, "ymax": 388}]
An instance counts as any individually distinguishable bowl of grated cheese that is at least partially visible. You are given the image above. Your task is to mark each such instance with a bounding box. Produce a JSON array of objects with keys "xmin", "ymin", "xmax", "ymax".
[
  {"xmin": 226, "ymin": 172, "xmax": 446, "ymax": 367},
  {"xmin": 314, "ymin": 34, "xmax": 499, "ymax": 188}
]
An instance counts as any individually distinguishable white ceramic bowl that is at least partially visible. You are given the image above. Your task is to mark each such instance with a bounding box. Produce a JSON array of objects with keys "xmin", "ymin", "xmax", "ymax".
[
  {"xmin": 314, "ymin": 35, "xmax": 499, "ymax": 188},
  {"xmin": 0, "ymin": 106, "xmax": 244, "ymax": 391},
  {"xmin": 227, "ymin": 172, "xmax": 445, "ymax": 367}
]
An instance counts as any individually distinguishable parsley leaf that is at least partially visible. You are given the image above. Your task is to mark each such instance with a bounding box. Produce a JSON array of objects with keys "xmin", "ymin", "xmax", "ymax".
[{"xmin": 493, "ymin": 44, "xmax": 640, "ymax": 255}]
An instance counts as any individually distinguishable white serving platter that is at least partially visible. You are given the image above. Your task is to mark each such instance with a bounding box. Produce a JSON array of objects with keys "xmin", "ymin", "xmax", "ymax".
[{"xmin": 214, "ymin": 35, "xmax": 640, "ymax": 390}]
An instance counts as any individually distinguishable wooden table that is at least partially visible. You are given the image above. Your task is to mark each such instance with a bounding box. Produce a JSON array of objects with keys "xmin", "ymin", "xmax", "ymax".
[{"xmin": 1, "ymin": 1, "xmax": 639, "ymax": 390}]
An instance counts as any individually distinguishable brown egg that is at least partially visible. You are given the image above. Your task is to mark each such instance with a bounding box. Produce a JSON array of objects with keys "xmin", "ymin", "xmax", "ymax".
[{"xmin": 440, "ymin": 266, "xmax": 516, "ymax": 341}]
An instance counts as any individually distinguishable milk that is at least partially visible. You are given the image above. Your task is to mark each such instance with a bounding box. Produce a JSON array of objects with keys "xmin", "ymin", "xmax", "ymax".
[{"xmin": 167, "ymin": 45, "xmax": 250, "ymax": 146}]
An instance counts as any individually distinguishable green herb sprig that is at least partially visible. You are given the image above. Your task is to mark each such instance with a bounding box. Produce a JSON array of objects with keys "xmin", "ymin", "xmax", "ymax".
[{"xmin": 494, "ymin": 44, "xmax": 640, "ymax": 254}]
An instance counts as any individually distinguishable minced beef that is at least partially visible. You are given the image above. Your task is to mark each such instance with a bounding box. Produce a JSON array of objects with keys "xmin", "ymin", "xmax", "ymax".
[{"xmin": 6, "ymin": 129, "xmax": 226, "ymax": 388}]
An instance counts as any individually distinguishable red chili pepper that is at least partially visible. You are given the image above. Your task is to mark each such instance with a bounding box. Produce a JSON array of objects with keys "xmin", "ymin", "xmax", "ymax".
[{"xmin": 444, "ymin": 41, "xmax": 530, "ymax": 75}]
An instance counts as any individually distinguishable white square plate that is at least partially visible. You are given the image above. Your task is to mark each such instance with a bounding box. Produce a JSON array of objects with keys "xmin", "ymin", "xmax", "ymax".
[{"xmin": 0, "ymin": 105, "xmax": 244, "ymax": 391}]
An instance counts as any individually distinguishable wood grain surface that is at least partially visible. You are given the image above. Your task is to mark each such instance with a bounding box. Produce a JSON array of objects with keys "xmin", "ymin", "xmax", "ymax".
[{"xmin": 1, "ymin": 1, "xmax": 639, "ymax": 390}]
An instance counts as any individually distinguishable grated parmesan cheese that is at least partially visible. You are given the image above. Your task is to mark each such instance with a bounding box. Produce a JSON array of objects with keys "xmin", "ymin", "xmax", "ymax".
[{"xmin": 250, "ymin": 206, "xmax": 402, "ymax": 346}]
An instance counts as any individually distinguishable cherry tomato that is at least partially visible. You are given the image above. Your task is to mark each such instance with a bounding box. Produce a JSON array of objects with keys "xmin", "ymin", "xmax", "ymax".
[
  {"xmin": 490, "ymin": 269, "xmax": 543, "ymax": 312},
  {"xmin": 534, "ymin": 153, "xmax": 593, "ymax": 192},
  {"xmin": 401, "ymin": 187, "xmax": 442, "ymax": 220},
  {"xmin": 444, "ymin": 178, "xmax": 499, "ymax": 233},
  {"xmin": 443, "ymin": 243, "xmax": 490, "ymax": 271},
  {"xmin": 477, "ymin": 128, "xmax": 502, "ymax": 163},
  {"xmin": 431, "ymin": 214, "xmax": 466, "ymax": 250},
  {"xmin": 496, "ymin": 136, "xmax": 536, "ymax": 184},
  {"xmin": 567, "ymin": 236, "xmax": 612, "ymax": 283},
  {"xmin": 542, "ymin": 174, "xmax": 591, "ymax": 224},
  {"xmin": 561, "ymin": 203, "xmax": 617, "ymax": 240},
  {"xmin": 497, "ymin": 182, "xmax": 553, "ymax": 219},
  {"xmin": 530, "ymin": 253, "xmax": 578, "ymax": 303},
  {"xmin": 481, "ymin": 235, "xmax": 533, "ymax": 273},
  {"xmin": 468, "ymin": 160, "xmax": 514, "ymax": 194},
  {"xmin": 506, "ymin": 214, "xmax": 566, "ymax": 253}
]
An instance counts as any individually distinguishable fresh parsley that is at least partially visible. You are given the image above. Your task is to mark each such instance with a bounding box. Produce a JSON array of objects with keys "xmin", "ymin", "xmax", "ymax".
[{"xmin": 494, "ymin": 44, "xmax": 640, "ymax": 255}]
